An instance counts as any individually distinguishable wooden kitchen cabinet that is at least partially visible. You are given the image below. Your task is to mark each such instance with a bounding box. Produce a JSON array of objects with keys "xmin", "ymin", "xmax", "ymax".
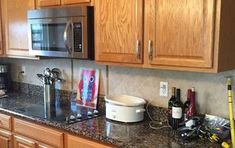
[
  {"xmin": 65, "ymin": 134, "xmax": 112, "ymax": 148},
  {"xmin": 36, "ymin": 0, "xmax": 93, "ymax": 8},
  {"xmin": 13, "ymin": 118, "xmax": 63, "ymax": 148},
  {"xmin": 13, "ymin": 135, "xmax": 37, "ymax": 148},
  {"xmin": 0, "ymin": 130, "xmax": 12, "ymax": 148},
  {"xmin": 1, "ymin": 0, "xmax": 37, "ymax": 58},
  {"xmin": 36, "ymin": 0, "xmax": 61, "ymax": 8},
  {"xmin": 0, "ymin": 113, "xmax": 12, "ymax": 148},
  {"xmin": 0, "ymin": 1, "xmax": 3, "ymax": 56},
  {"xmin": 95, "ymin": 0, "xmax": 235, "ymax": 73},
  {"xmin": 145, "ymin": 0, "xmax": 214, "ymax": 68},
  {"xmin": 95, "ymin": 0, "xmax": 143, "ymax": 64},
  {"xmin": 61, "ymin": 0, "xmax": 91, "ymax": 5}
]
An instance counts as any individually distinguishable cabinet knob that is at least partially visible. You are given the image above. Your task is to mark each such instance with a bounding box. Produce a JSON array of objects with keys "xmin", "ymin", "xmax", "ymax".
[
  {"xmin": 136, "ymin": 40, "xmax": 141, "ymax": 59},
  {"xmin": 148, "ymin": 40, "xmax": 153, "ymax": 60}
]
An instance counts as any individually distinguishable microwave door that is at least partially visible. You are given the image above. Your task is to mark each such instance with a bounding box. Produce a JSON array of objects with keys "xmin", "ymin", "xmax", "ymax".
[{"xmin": 29, "ymin": 18, "xmax": 71, "ymax": 57}]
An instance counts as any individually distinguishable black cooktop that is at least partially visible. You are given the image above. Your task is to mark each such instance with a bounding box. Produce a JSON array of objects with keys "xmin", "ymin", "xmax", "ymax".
[{"xmin": 3, "ymin": 100, "xmax": 103, "ymax": 125}]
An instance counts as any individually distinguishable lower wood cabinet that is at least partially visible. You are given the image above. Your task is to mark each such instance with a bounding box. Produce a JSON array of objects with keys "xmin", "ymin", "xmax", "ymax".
[
  {"xmin": 0, "ymin": 129, "xmax": 12, "ymax": 148},
  {"xmin": 13, "ymin": 135, "xmax": 36, "ymax": 148},
  {"xmin": 64, "ymin": 134, "xmax": 112, "ymax": 148},
  {"xmin": 0, "ymin": 114, "xmax": 113, "ymax": 148},
  {"xmin": 13, "ymin": 119, "xmax": 63, "ymax": 148}
]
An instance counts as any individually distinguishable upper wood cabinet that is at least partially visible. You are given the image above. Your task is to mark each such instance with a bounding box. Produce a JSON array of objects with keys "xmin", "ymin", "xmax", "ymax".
[
  {"xmin": 36, "ymin": 0, "xmax": 61, "ymax": 7},
  {"xmin": 0, "ymin": 1, "xmax": 3, "ymax": 56},
  {"xmin": 95, "ymin": 0, "xmax": 143, "ymax": 64},
  {"xmin": 95, "ymin": 0, "xmax": 235, "ymax": 73},
  {"xmin": 61, "ymin": 0, "xmax": 91, "ymax": 5},
  {"xmin": 1, "ymin": 0, "xmax": 36, "ymax": 57},
  {"xmin": 36, "ymin": 0, "xmax": 93, "ymax": 8},
  {"xmin": 145, "ymin": 0, "xmax": 215, "ymax": 68}
]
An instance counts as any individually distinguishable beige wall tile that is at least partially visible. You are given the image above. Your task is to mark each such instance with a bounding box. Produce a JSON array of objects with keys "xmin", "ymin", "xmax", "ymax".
[{"xmin": 2, "ymin": 58, "xmax": 234, "ymax": 117}]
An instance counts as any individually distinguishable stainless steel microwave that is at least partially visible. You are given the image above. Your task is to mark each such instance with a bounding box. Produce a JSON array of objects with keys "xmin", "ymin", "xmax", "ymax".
[{"xmin": 27, "ymin": 6, "xmax": 94, "ymax": 59}]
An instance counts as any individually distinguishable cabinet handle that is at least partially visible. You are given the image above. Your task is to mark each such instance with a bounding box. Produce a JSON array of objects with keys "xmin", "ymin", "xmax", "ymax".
[
  {"xmin": 136, "ymin": 40, "xmax": 141, "ymax": 59},
  {"xmin": 148, "ymin": 40, "xmax": 153, "ymax": 60}
]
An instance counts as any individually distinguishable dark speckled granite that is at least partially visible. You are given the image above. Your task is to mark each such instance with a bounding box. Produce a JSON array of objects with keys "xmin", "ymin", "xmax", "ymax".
[{"xmin": 0, "ymin": 89, "xmax": 220, "ymax": 148}]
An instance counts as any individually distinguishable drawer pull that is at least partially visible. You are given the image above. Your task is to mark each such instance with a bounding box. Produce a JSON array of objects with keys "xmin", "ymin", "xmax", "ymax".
[
  {"xmin": 148, "ymin": 40, "xmax": 153, "ymax": 60},
  {"xmin": 135, "ymin": 40, "xmax": 141, "ymax": 59}
]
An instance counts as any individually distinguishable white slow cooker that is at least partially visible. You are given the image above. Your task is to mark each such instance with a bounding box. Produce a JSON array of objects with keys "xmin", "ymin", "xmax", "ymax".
[{"xmin": 105, "ymin": 95, "xmax": 146, "ymax": 123}]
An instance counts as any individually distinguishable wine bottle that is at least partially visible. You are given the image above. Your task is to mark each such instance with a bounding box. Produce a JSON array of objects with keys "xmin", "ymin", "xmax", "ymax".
[
  {"xmin": 183, "ymin": 89, "xmax": 192, "ymax": 121},
  {"xmin": 172, "ymin": 89, "xmax": 183, "ymax": 129},
  {"xmin": 168, "ymin": 87, "xmax": 176, "ymax": 126},
  {"xmin": 188, "ymin": 87, "xmax": 196, "ymax": 117}
]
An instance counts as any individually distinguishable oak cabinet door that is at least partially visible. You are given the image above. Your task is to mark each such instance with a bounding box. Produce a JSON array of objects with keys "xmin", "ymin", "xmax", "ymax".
[
  {"xmin": 65, "ymin": 134, "xmax": 111, "ymax": 148},
  {"xmin": 0, "ymin": 130, "xmax": 12, "ymax": 148},
  {"xmin": 13, "ymin": 135, "xmax": 36, "ymax": 148},
  {"xmin": 95, "ymin": 0, "xmax": 144, "ymax": 64},
  {"xmin": 0, "ymin": 1, "xmax": 2, "ymax": 56},
  {"xmin": 1, "ymin": 0, "xmax": 35, "ymax": 57},
  {"xmin": 38, "ymin": 143, "xmax": 56, "ymax": 148},
  {"xmin": 36, "ymin": 0, "xmax": 61, "ymax": 8},
  {"xmin": 61, "ymin": 0, "xmax": 90, "ymax": 5},
  {"xmin": 145, "ymin": 0, "xmax": 215, "ymax": 68}
]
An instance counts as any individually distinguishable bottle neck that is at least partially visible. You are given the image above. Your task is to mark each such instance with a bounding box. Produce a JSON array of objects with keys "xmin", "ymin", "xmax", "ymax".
[{"xmin": 176, "ymin": 89, "xmax": 181, "ymax": 101}]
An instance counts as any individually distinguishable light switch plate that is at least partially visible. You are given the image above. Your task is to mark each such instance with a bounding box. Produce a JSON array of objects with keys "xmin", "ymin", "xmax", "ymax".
[{"xmin": 160, "ymin": 81, "xmax": 168, "ymax": 97}]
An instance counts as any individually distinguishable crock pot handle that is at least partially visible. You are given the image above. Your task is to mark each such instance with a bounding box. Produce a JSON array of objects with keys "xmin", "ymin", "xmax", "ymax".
[{"xmin": 136, "ymin": 109, "xmax": 145, "ymax": 113}]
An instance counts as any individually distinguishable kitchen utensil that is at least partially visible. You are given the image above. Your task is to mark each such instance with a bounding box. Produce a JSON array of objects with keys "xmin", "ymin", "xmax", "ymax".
[
  {"xmin": 37, "ymin": 68, "xmax": 63, "ymax": 118},
  {"xmin": 105, "ymin": 95, "xmax": 146, "ymax": 123}
]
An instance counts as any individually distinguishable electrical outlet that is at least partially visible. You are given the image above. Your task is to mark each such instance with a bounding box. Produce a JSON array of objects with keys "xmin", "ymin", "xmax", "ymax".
[
  {"xmin": 21, "ymin": 66, "xmax": 26, "ymax": 76},
  {"xmin": 160, "ymin": 81, "xmax": 168, "ymax": 97}
]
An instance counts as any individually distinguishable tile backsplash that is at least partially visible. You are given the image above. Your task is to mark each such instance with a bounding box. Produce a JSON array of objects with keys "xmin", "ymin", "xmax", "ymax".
[{"xmin": 2, "ymin": 58, "xmax": 235, "ymax": 118}]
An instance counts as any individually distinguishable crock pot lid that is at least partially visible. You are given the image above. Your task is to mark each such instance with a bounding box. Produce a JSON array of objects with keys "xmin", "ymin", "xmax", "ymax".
[{"xmin": 105, "ymin": 95, "xmax": 146, "ymax": 106}]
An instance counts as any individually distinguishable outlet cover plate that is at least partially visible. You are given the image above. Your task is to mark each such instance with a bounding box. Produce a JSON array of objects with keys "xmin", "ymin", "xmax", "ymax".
[{"xmin": 160, "ymin": 81, "xmax": 168, "ymax": 97}]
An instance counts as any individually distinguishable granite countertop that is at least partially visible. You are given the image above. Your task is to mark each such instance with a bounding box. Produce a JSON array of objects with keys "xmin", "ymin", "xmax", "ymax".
[{"xmin": 0, "ymin": 92, "xmax": 219, "ymax": 148}]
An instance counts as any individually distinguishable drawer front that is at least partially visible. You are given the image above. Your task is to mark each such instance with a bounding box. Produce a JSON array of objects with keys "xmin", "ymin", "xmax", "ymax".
[
  {"xmin": 65, "ymin": 134, "xmax": 112, "ymax": 148},
  {"xmin": 14, "ymin": 119, "xmax": 63, "ymax": 148},
  {"xmin": 0, "ymin": 113, "xmax": 11, "ymax": 130}
]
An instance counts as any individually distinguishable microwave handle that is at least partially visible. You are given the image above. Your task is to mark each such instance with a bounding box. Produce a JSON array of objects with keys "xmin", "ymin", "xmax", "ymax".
[{"xmin": 63, "ymin": 21, "xmax": 72, "ymax": 54}]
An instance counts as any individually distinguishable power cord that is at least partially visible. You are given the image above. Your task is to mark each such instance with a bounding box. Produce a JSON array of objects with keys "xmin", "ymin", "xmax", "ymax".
[{"xmin": 146, "ymin": 99, "xmax": 172, "ymax": 130}]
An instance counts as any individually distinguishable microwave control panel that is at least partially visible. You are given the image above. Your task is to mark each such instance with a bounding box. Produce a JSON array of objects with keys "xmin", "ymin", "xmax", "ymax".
[{"xmin": 74, "ymin": 23, "xmax": 83, "ymax": 52}]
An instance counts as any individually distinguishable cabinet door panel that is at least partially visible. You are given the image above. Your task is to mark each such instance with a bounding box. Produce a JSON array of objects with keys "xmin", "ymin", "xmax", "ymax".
[
  {"xmin": 1, "ymin": 0, "xmax": 35, "ymax": 57},
  {"xmin": 62, "ymin": 0, "xmax": 90, "ymax": 5},
  {"xmin": 0, "ymin": 113, "xmax": 11, "ymax": 130},
  {"xmin": 0, "ymin": 130, "xmax": 12, "ymax": 148},
  {"xmin": 0, "ymin": 1, "xmax": 2, "ymax": 55},
  {"xmin": 65, "ymin": 134, "xmax": 111, "ymax": 148},
  {"xmin": 38, "ymin": 143, "xmax": 56, "ymax": 148},
  {"xmin": 13, "ymin": 135, "xmax": 36, "ymax": 148},
  {"xmin": 95, "ymin": 0, "xmax": 143, "ymax": 64},
  {"xmin": 36, "ymin": 0, "xmax": 61, "ymax": 8},
  {"xmin": 14, "ymin": 119, "xmax": 63, "ymax": 148},
  {"xmin": 145, "ymin": 0, "xmax": 215, "ymax": 68}
]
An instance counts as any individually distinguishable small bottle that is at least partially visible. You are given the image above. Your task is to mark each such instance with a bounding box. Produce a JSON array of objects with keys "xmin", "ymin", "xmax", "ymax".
[
  {"xmin": 172, "ymin": 89, "xmax": 183, "ymax": 129},
  {"xmin": 168, "ymin": 87, "xmax": 176, "ymax": 126},
  {"xmin": 183, "ymin": 89, "xmax": 192, "ymax": 121},
  {"xmin": 188, "ymin": 87, "xmax": 196, "ymax": 117}
]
